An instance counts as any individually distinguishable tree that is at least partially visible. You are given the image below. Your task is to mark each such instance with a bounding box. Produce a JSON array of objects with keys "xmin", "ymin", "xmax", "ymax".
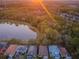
[{"xmin": 8, "ymin": 39, "xmax": 21, "ymax": 44}]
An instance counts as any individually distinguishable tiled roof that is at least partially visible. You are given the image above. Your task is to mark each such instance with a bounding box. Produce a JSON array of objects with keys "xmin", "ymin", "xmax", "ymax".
[{"xmin": 5, "ymin": 45, "xmax": 18, "ymax": 56}]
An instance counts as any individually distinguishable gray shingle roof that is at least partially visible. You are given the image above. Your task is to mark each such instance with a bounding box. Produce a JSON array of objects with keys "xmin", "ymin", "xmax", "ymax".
[{"xmin": 27, "ymin": 46, "xmax": 37, "ymax": 57}]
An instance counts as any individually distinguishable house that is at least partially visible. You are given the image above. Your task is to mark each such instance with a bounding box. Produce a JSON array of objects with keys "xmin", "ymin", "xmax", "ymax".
[
  {"xmin": 38, "ymin": 46, "xmax": 48, "ymax": 59},
  {"xmin": 59, "ymin": 12, "xmax": 79, "ymax": 21},
  {"xmin": 27, "ymin": 45, "xmax": 37, "ymax": 59},
  {"xmin": 14, "ymin": 45, "xmax": 28, "ymax": 59},
  {"xmin": 48, "ymin": 45, "xmax": 60, "ymax": 59},
  {"xmin": 0, "ymin": 42, "xmax": 8, "ymax": 54},
  {"xmin": 59, "ymin": 47, "xmax": 67, "ymax": 58},
  {"xmin": 59, "ymin": 46, "xmax": 72, "ymax": 59},
  {"xmin": 4, "ymin": 45, "xmax": 18, "ymax": 59},
  {"xmin": 15, "ymin": 45, "xmax": 28, "ymax": 55}
]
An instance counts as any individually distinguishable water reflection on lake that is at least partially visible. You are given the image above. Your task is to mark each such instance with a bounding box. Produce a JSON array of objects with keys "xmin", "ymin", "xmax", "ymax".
[{"xmin": 0, "ymin": 23, "xmax": 37, "ymax": 40}]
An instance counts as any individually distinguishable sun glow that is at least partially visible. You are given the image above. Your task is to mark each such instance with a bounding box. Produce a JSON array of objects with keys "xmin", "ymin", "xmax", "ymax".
[
  {"xmin": 32, "ymin": 0, "xmax": 58, "ymax": 25},
  {"xmin": 32, "ymin": 0, "xmax": 43, "ymax": 3}
]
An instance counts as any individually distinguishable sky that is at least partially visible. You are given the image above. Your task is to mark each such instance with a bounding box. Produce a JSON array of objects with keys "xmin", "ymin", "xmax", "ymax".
[
  {"xmin": 1, "ymin": 0, "xmax": 79, "ymax": 4},
  {"xmin": 1, "ymin": 0, "xmax": 79, "ymax": 1}
]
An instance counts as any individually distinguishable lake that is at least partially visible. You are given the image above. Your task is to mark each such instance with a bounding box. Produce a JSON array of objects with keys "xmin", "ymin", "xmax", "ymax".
[{"xmin": 0, "ymin": 23, "xmax": 37, "ymax": 40}]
